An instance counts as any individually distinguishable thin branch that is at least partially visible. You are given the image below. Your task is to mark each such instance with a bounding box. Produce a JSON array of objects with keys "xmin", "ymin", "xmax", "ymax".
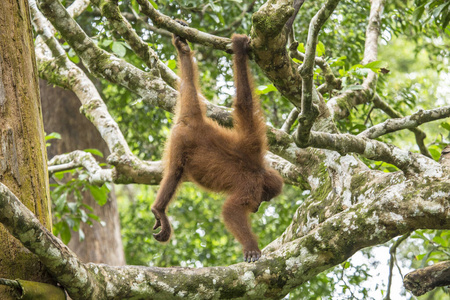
[
  {"xmin": 359, "ymin": 106, "xmax": 450, "ymax": 139},
  {"xmin": 290, "ymin": 46, "xmax": 342, "ymax": 93},
  {"xmin": 385, "ymin": 233, "xmax": 411, "ymax": 300},
  {"xmin": 285, "ymin": 0, "xmax": 306, "ymax": 42},
  {"xmin": 296, "ymin": 0, "xmax": 341, "ymax": 146},
  {"xmin": 121, "ymin": 12, "xmax": 172, "ymax": 37},
  {"xmin": 373, "ymin": 94, "xmax": 432, "ymax": 158},
  {"xmin": 48, "ymin": 151, "xmax": 114, "ymax": 184},
  {"xmin": 404, "ymin": 260, "xmax": 450, "ymax": 296},
  {"xmin": 135, "ymin": 0, "xmax": 232, "ymax": 52},
  {"xmin": 211, "ymin": 0, "xmax": 257, "ymax": 35},
  {"xmin": 281, "ymin": 107, "xmax": 299, "ymax": 133}
]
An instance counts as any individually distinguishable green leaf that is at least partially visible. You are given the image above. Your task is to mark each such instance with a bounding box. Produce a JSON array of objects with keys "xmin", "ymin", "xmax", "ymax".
[
  {"xmin": 292, "ymin": 57, "xmax": 302, "ymax": 64},
  {"xmin": 67, "ymin": 202, "xmax": 78, "ymax": 213},
  {"xmin": 88, "ymin": 184, "xmax": 109, "ymax": 206},
  {"xmin": 412, "ymin": 5, "xmax": 426, "ymax": 23},
  {"xmin": 53, "ymin": 170, "xmax": 72, "ymax": 180},
  {"xmin": 209, "ymin": 13, "xmax": 220, "ymax": 23},
  {"xmin": 81, "ymin": 209, "xmax": 89, "ymax": 223},
  {"xmin": 55, "ymin": 193, "xmax": 67, "ymax": 213},
  {"xmin": 349, "ymin": 64, "xmax": 363, "ymax": 71},
  {"xmin": 149, "ymin": 0, "xmax": 158, "ymax": 9},
  {"xmin": 83, "ymin": 148, "xmax": 104, "ymax": 158},
  {"xmin": 87, "ymin": 213, "xmax": 101, "ymax": 222},
  {"xmin": 111, "ymin": 42, "xmax": 127, "ymax": 57},
  {"xmin": 60, "ymin": 222, "xmax": 72, "ymax": 244},
  {"xmin": 440, "ymin": 121, "xmax": 450, "ymax": 131},
  {"xmin": 256, "ymin": 84, "xmax": 278, "ymax": 95},
  {"xmin": 362, "ymin": 60, "xmax": 389, "ymax": 73},
  {"xmin": 297, "ymin": 43, "xmax": 305, "ymax": 53},
  {"xmin": 45, "ymin": 132, "xmax": 61, "ymax": 141},
  {"xmin": 209, "ymin": 2, "xmax": 221, "ymax": 12},
  {"xmin": 102, "ymin": 39, "xmax": 113, "ymax": 47},
  {"xmin": 167, "ymin": 59, "xmax": 177, "ymax": 70},
  {"xmin": 433, "ymin": 235, "xmax": 446, "ymax": 246},
  {"xmin": 131, "ymin": 0, "xmax": 140, "ymax": 13},
  {"xmin": 316, "ymin": 41, "xmax": 325, "ymax": 57},
  {"xmin": 428, "ymin": 147, "xmax": 441, "ymax": 161},
  {"xmin": 416, "ymin": 253, "xmax": 426, "ymax": 260}
]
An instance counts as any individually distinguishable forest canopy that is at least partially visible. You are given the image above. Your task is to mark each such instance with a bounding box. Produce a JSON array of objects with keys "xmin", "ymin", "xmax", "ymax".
[{"xmin": 1, "ymin": 0, "xmax": 450, "ymax": 299}]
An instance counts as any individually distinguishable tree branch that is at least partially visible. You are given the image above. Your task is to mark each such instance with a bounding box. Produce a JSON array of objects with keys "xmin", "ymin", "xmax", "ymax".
[
  {"xmin": 305, "ymin": 131, "xmax": 441, "ymax": 175},
  {"xmin": 120, "ymin": 12, "xmax": 172, "ymax": 37},
  {"xmin": 135, "ymin": 0, "xmax": 232, "ymax": 52},
  {"xmin": 211, "ymin": 0, "xmax": 258, "ymax": 35},
  {"xmin": 385, "ymin": 233, "xmax": 411, "ymax": 300},
  {"xmin": 296, "ymin": 0, "xmax": 340, "ymax": 146},
  {"xmin": 37, "ymin": 0, "xmax": 232, "ymax": 125},
  {"xmin": 32, "ymin": 0, "xmax": 163, "ymax": 185},
  {"xmin": 66, "ymin": 0, "xmax": 90, "ymax": 18},
  {"xmin": 359, "ymin": 106, "xmax": 450, "ymax": 139},
  {"xmin": 327, "ymin": 0, "xmax": 385, "ymax": 120},
  {"xmin": 373, "ymin": 94, "xmax": 432, "ymax": 158},
  {"xmin": 281, "ymin": 107, "xmax": 299, "ymax": 133},
  {"xmin": 404, "ymin": 260, "xmax": 450, "ymax": 296},
  {"xmin": 91, "ymin": 0, "xmax": 179, "ymax": 88},
  {"xmin": 2, "ymin": 166, "xmax": 450, "ymax": 299}
]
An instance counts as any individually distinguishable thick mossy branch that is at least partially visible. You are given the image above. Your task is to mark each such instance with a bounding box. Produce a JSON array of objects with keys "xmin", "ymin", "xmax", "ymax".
[
  {"xmin": 2, "ymin": 169, "xmax": 450, "ymax": 299},
  {"xmin": 404, "ymin": 261, "xmax": 450, "ymax": 296},
  {"xmin": 250, "ymin": 0, "xmax": 303, "ymax": 108}
]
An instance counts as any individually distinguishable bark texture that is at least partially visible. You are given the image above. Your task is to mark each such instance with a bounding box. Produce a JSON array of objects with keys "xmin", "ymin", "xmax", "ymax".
[
  {"xmin": 0, "ymin": 0, "xmax": 54, "ymax": 298},
  {"xmin": 404, "ymin": 260, "xmax": 450, "ymax": 296},
  {"xmin": 40, "ymin": 79, "xmax": 125, "ymax": 265}
]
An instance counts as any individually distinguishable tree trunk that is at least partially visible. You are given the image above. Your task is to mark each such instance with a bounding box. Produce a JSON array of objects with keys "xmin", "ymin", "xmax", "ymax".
[
  {"xmin": 40, "ymin": 80, "xmax": 125, "ymax": 266},
  {"xmin": 0, "ymin": 0, "xmax": 54, "ymax": 298}
]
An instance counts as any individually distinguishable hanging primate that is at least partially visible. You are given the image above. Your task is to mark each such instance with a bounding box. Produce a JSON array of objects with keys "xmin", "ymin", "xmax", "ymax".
[{"xmin": 152, "ymin": 27, "xmax": 283, "ymax": 262}]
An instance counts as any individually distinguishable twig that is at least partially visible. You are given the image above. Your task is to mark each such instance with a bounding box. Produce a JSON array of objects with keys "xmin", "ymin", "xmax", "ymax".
[
  {"xmin": 290, "ymin": 46, "xmax": 342, "ymax": 93},
  {"xmin": 285, "ymin": 0, "xmax": 306, "ymax": 44},
  {"xmin": 385, "ymin": 233, "xmax": 411, "ymax": 300},
  {"xmin": 136, "ymin": 0, "xmax": 232, "ymax": 52},
  {"xmin": 359, "ymin": 106, "xmax": 450, "ymax": 139},
  {"xmin": 373, "ymin": 95, "xmax": 432, "ymax": 158},
  {"xmin": 281, "ymin": 107, "xmax": 299, "ymax": 133},
  {"xmin": 121, "ymin": 12, "xmax": 172, "ymax": 37},
  {"xmin": 211, "ymin": 0, "xmax": 258, "ymax": 35}
]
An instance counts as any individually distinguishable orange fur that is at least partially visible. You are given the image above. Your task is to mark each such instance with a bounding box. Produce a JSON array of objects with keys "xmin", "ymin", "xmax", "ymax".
[{"xmin": 152, "ymin": 33, "xmax": 283, "ymax": 262}]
